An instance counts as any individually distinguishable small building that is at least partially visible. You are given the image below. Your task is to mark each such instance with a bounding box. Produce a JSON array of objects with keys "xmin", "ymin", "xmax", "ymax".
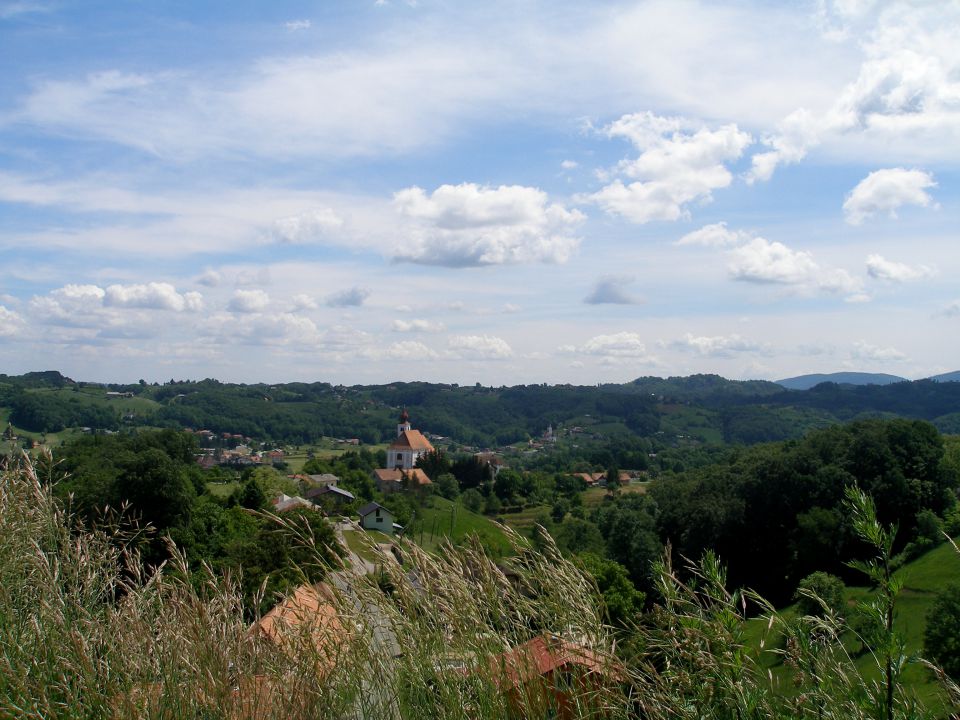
[
  {"xmin": 305, "ymin": 485, "xmax": 355, "ymax": 506},
  {"xmin": 373, "ymin": 467, "xmax": 432, "ymax": 494},
  {"xmin": 248, "ymin": 583, "xmax": 345, "ymax": 676},
  {"xmin": 357, "ymin": 502, "xmax": 395, "ymax": 534}
]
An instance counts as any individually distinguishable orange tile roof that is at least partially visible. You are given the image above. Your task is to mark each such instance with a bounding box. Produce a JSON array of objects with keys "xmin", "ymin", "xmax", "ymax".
[
  {"xmin": 491, "ymin": 635, "xmax": 612, "ymax": 689},
  {"xmin": 374, "ymin": 468, "xmax": 432, "ymax": 485},
  {"xmin": 388, "ymin": 429, "xmax": 434, "ymax": 451},
  {"xmin": 248, "ymin": 583, "xmax": 345, "ymax": 675}
]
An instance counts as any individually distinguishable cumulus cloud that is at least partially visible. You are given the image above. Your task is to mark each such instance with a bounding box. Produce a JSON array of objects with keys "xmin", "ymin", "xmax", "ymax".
[
  {"xmin": 865, "ymin": 254, "xmax": 933, "ymax": 282},
  {"xmin": 745, "ymin": 109, "xmax": 819, "ymax": 183},
  {"xmin": 843, "ymin": 168, "xmax": 937, "ymax": 224},
  {"xmin": 586, "ymin": 112, "xmax": 752, "ymax": 223},
  {"xmin": 749, "ymin": 4, "xmax": 960, "ymax": 180},
  {"xmin": 104, "ymin": 282, "xmax": 202, "ymax": 312},
  {"xmin": 728, "ymin": 237, "xmax": 862, "ymax": 296},
  {"xmin": 201, "ymin": 311, "xmax": 318, "ymax": 346},
  {"xmin": 560, "ymin": 160, "xmax": 578, "ymax": 170},
  {"xmin": 228, "ymin": 289, "xmax": 270, "ymax": 313},
  {"xmin": 392, "ymin": 319, "xmax": 445, "ymax": 333},
  {"xmin": 273, "ymin": 207, "xmax": 343, "ymax": 243},
  {"xmin": 851, "ymin": 340, "xmax": 907, "ymax": 363},
  {"xmin": 583, "ymin": 275, "xmax": 641, "ymax": 305},
  {"xmin": 448, "ymin": 334, "xmax": 513, "ymax": 359},
  {"xmin": 0, "ymin": 305, "xmax": 25, "ymax": 338},
  {"xmin": 559, "ymin": 332, "xmax": 654, "ymax": 360},
  {"xmin": 670, "ymin": 332, "xmax": 768, "ymax": 358},
  {"xmin": 290, "ymin": 294, "xmax": 318, "ymax": 310},
  {"xmin": 392, "ymin": 183, "xmax": 583, "ymax": 267},
  {"xmin": 385, "ymin": 340, "xmax": 437, "ymax": 360},
  {"xmin": 325, "ymin": 286, "xmax": 370, "ymax": 308},
  {"xmin": 676, "ymin": 222, "xmax": 751, "ymax": 247},
  {"xmin": 197, "ymin": 270, "xmax": 221, "ymax": 287}
]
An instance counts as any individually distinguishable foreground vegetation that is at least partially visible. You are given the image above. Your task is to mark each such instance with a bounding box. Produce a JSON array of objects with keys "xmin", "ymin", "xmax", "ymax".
[{"xmin": 3, "ymin": 452, "xmax": 960, "ymax": 719}]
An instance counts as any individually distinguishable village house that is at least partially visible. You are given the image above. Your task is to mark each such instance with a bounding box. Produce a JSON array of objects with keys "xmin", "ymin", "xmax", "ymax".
[
  {"xmin": 357, "ymin": 502, "xmax": 396, "ymax": 534},
  {"xmin": 305, "ymin": 485, "xmax": 355, "ymax": 506}
]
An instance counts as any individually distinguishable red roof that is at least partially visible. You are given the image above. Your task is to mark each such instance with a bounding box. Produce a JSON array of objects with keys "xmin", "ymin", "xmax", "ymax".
[
  {"xmin": 484, "ymin": 635, "xmax": 615, "ymax": 690},
  {"xmin": 373, "ymin": 468, "xmax": 432, "ymax": 486},
  {"xmin": 388, "ymin": 429, "xmax": 434, "ymax": 452}
]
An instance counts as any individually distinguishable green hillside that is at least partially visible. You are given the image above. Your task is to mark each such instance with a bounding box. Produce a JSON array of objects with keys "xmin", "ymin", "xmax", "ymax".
[
  {"xmin": 745, "ymin": 538, "xmax": 960, "ymax": 713},
  {"xmin": 405, "ymin": 496, "xmax": 512, "ymax": 557}
]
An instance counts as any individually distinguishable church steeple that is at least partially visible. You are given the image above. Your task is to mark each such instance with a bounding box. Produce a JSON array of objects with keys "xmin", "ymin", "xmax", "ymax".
[{"xmin": 397, "ymin": 408, "xmax": 412, "ymax": 437}]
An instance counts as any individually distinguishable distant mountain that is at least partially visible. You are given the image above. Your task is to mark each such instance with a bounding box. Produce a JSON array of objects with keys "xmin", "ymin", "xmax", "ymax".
[
  {"xmin": 928, "ymin": 371, "xmax": 960, "ymax": 383},
  {"xmin": 775, "ymin": 372, "xmax": 908, "ymax": 390}
]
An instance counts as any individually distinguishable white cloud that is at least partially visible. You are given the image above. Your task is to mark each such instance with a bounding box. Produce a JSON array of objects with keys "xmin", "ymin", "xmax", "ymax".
[
  {"xmin": 197, "ymin": 270, "xmax": 221, "ymax": 287},
  {"xmin": 392, "ymin": 183, "xmax": 582, "ymax": 267},
  {"xmin": 0, "ymin": 305, "xmax": 25, "ymax": 338},
  {"xmin": 560, "ymin": 332, "xmax": 652, "ymax": 360},
  {"xmin": 448, "ymin": 334, "xmax": 513, "ymax": 359},
  {"xmin": 201, "ymin": 311, "xmax": 318, "ymax": 346},
  {"xmin": 391, "ymin": 319, "xmax": 445, "ymax": 333},
  {"xmin": 670, "ymin": 332, "xmax": 768, "ymax": 358},
  {"xmin": 727, "ymin": 237, "xmax": 862, "ymax": 296},
  {"xmin": 284, "ymin": 19, "xmax": 311, "ymax": 31},
  {"xmin": 385, "ymin": 340, "xmax": 437, "ymax": 360},
  {"xmin": 586, "ymin": 112, "xmax": 752, "ymax": 223},
  {"xmin": 676, "ymin": 221, "xmax": 750, "ymax": 247},
  {"xmin": 851, "ymin": 340, "xmax": 907, "ymax": 363},
  {"xmin": 583, "ymin": 275, "xmax": 640, "ymax": 305},
  {"xmin": 843, "ymin": 168, "xmax": 937, "ymax": 224},
  {"xmin": 502, "ymin": 303, "xmax": 520, "ymax": 314},
  {"xmin": 325, "ymin": 286, "xmax": 370, "ymax": 308},
  {"xmin": 560, "ymin": 159, "xmax": 578, "ymax": 170},
  {"xmin": 865, "ymin": 254, "xmax": 933, "ymax": 282},
  {"xmin": 745, "ymin": 108, "xmax": 819, "ymax": 183},
  {"xmin": 273, "ymin": 207, "xmax": 343, "ymax": 243},
  {"xmin": 727, "ymin": 237, "xmax": 819, "ymax": 285},
  {"xmin": 228, "ymin": 289, "xmax": 270, "ymax": 313},
  {"xmin": 291, "ymin": 294, "xmax": 318, "ymax": 310},
  {"xmin": 103, "ymin": 282, "xmax": 202, "ymax": 312}
]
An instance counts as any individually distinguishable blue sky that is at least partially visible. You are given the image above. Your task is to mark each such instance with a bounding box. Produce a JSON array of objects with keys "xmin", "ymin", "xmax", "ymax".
[{"xmin": 0, "ymin": 0, "xmax": 957, "ymax": 385}]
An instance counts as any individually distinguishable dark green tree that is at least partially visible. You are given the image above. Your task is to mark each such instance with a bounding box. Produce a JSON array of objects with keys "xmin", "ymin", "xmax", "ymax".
[{"xmin": 924, "ymin": 583, "xmax": 960, "ymax": 680}]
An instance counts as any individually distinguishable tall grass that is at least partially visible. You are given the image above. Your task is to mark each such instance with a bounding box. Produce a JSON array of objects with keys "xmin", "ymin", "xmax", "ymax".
[
  {"xmin": 0, "ymin": 453, "xmax": 627, "ymax": 719},
  {"xmin": 2, "ymin": 452, "xmax": 957, "ymax": 719}
]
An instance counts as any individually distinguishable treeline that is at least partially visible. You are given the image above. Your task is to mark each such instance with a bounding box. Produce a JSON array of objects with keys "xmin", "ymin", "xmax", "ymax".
[
  {"xmin": 649, "ymin": 418, "xmax": 958, "ymax": 602},
  {"xmin": 4, "ymin": 371, "xmax": 960, "ymax": 448}
]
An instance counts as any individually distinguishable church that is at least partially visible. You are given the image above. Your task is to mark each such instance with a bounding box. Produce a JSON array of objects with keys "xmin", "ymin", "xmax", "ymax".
[{"xmin": 373, "ymin": 409, "xmax": 434, "ymax": 492}]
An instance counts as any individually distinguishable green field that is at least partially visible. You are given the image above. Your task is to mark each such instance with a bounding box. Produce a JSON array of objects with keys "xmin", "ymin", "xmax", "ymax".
[
  {"xmin": 407, "ymin": 496, "xmax": 513, "ymax": 557},
  {"xmin": 743, "ymin": 538, "xmax": 960, "ymax": 713}
]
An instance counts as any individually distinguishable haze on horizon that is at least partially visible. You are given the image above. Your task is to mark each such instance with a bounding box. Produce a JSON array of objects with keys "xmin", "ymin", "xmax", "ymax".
[{"xmin": 0, "ymin": 1, "xmax": 957, "ymax": 386}]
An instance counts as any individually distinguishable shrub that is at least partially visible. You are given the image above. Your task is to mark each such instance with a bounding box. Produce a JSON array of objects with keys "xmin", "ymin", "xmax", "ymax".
[
  {"xmin": 794, "ymin": 571, "xmax": 847, "ymax": 618},
  {"xmin": 924, "ymin": 583, "xmax": 960, "ymax": 680}
]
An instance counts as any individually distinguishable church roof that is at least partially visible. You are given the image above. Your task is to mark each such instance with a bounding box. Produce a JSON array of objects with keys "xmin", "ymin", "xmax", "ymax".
[
  {"xmin": 373, "ymin": 468, "xmax": 432, "ymax": 486},
  {"xmin": 388, "ymin": 429, "xmax": 434, "ymax": 451}
]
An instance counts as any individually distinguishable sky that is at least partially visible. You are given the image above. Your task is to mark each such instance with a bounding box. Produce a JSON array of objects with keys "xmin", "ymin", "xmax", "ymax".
[{"xmin": 0, "ymin": 0, "xmax": 958, "ymax": 386}]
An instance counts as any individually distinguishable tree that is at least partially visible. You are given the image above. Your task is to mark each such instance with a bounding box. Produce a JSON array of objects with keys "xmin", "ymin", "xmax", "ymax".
[
  {"xmin": 579, "ymin": 553, "xmax": 645, "ymax": 627},
  {"xmin": 238, "ymin": 477, "xmax": 267, "ymax": 510},
  {"xmin": 117, "ymin": 447, "xmax": 195, "ymax": 530},
  {"xmin": 434, "ymin": 473, "xmax": 459, "ymax": 500},
  {"xmin": 794, "ymin": 571, "xmax": 846, "ymax": 618},
  {"xmin": 924, "ymin": 583, "xmax": 960, "ymax": 680},
  {"xmin": 461, "ymin": 488, "xmax": 483, "ymax": 513}
]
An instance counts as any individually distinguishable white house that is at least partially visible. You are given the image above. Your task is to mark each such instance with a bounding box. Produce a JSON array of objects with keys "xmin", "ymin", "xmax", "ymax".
[{"xmin": 358, "ymin": 502, "xmax": 395, "ymax": 534}]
